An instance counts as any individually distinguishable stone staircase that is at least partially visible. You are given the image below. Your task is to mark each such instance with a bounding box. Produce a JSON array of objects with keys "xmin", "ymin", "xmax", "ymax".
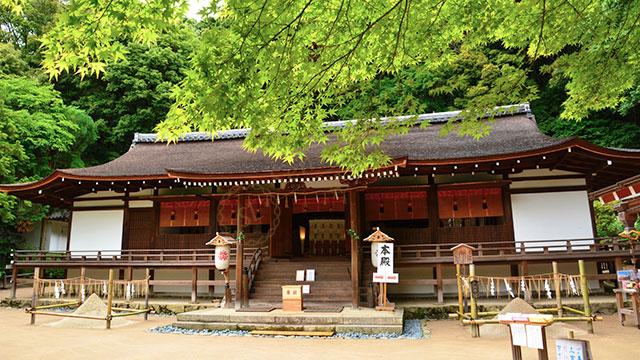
[{"xmin": 250, "ymin": 258, "xmax": 352, "ymax": 306}]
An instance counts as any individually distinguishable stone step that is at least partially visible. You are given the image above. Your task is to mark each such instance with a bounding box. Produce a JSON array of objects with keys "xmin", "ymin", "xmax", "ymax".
[{"xmin": 172, "ymin": 321, "xmax": 403, "ymax": 335}]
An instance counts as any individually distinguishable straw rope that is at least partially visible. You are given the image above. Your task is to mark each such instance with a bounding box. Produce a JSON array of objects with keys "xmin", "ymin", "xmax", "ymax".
[
  {"xmin": 460, "ymin": 273, "xmax": 583, "ymax": 299},
  {"xmin": 34, "ymin": 277, "xmax": 149, "ymax": 301}
]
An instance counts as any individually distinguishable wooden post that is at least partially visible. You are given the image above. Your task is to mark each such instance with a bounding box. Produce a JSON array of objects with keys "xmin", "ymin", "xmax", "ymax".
[
  {"xmin": 235, "ymin": 238, "xmax": 244, "ymax": 310},
  {"xmin": 148, "ymin": 269, "xmax": 155, "ymax": 296},
  {"xmin": 578, "ymin": 260, "xmax": 593, "ymax": 334},
  {"xmin": 242, "ymin": 268, "xmax": 249, "ymax": 307},
  {"xmin": 10, "ymin": 265, "xmax": 17, "ymax": 299},
  {"xmin": 553, "ymin": 261, "xmax": 563, "ymax": 317},
  {"xmin": 521, "ymin": 260, "xmax": 530, "ymax": 301},
  {"xmin": 191, "ymin": 266, "xmax": 198, "ymax": 303},
  {"xmin": 30, "ymin": 267, "xmax": 40, "ymax": 325},
  {"xmin": 538, "ymin": 326, "xmax": 550, "ymax": 360},
  {"xmin": 106, "ymin": 269, "xmax": 114, "ymax": 330},
  {"xmin": 223, "ymin": 270, "xmax": 232, "ymax": 308},
  {"xmin": 80, "ymin": 266, "xmax": 86, "ymax": 282},
  {"xmin": 456, "ymin": 263, "xmax": 464, "ymax": 322},
  {"xmin": 436, "ymin": 263, "xmax": 444, "ymax": 304},
  {"xmin": 235, "ymin": 195, "xmax": 244, "ymax": 310},
  {"xmin": 508, "ymin": 325, "xmax": 523, "ymax": 360},
  {"xmin": 208, "ymin": 269, "xmax": 216, "ymax": 297},
  {"xmin": 144, "ymin": 268, "xmax": 150, "ymax": 320},
  {"xmin": 349, "ymin": 190, "xmax": 360, "ymax": 309},
  {"xmin": 126, "ymin": 266, "xmax": 133, "ymax": 282},
  {"xmin": 469, "ymin": 264, "xmax": 479, "ymax": 337}
]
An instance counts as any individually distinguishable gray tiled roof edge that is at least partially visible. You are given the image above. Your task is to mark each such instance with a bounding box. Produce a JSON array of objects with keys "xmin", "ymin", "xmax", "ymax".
[{"xmin": 132, "ymin": 103, "xmax": 531, "ymax": 144}]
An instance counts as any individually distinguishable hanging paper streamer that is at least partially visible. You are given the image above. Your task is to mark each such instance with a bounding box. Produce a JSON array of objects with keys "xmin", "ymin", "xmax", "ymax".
[
  {"xmin": 102, "ymin": 281, "xmax": 108, "ymax": 296},
  {"xmin": 81, "ymin": 284, "xmax": 86, "ymax": 302},
  {"xmin": 60, "ymin": 280, "xmax": 66, "ymax": 296},
  {"xmin": 569, "ymin": 276, "xmax": 579, "ymax": 295},
  {"xmin": 490, "ymin": 278, "xmax": 496, "ymax": 296},
  {"xmin": 520, "ymin": 277, "xmax": 527, "ymax": 297},
  {"xmin": 54, "ymin": 281, "xmax": 60, "ymax": 299},
  {"xmin": 504, "ymin": 279, "xmax": 515, "ymax": 298},
  {"xmin": 462, "ymin": 277, "xmax": 470, "ymax": 297},
  {"xmin": 544, "ymin": 279, "xmax": 552, "ymax": 299}
]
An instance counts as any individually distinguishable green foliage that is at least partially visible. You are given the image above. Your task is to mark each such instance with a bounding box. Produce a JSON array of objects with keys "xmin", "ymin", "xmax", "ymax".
[
  {"xmin": 26, "ymin": 0, "xmax": 640, "ymax": 172},
  {"xmin": 54, "ymin": 28, "xmax": 194, "ymax": 162},
  {"xmin": 0, "ymin": 74, "xmax": 97, "ymax": 269},
  {"xmin": 0, "ymin": 0, "xmax": 62, "ymax": 68},
  {"xmin": 593, "ymin": 201, "xmax": 624, "ymax": 238}
]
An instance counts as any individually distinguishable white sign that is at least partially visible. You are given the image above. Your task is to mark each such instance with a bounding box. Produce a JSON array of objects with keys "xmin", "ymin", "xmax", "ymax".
[
  {"xmin": 555, "ymin": 339, "xmax": 593, "ymax": 360},
  {"xmin": 296, "ymin": 270, "xmax": 305, "ymax": 281},
  {"xmin": 302, "ymin": 285, "xmax": 310, "ymax": 294},
  {"xmin": 510, "ymin": 324, "xmax": 527, "ymax": 346},
  {"xmin": 306, "ymin": 269, "xmax": 315, "ymax": 282},
  {"xmin": 373, "ymin": 272, "xmax": 399, "ymax": 283},
  {"xmin": 376, "ymin": 242, "xmax": 394, "ymax": 274},
  {"xmin": 525, "ymin": 325, "xmax": 544, "ymax": 350}
]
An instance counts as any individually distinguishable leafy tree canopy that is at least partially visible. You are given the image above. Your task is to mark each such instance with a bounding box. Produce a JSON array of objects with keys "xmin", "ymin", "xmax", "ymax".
[
  {"xmin": 3, "ymin": 0, "xmax": 635, "ymax": 173},
  {"xmin": 54, "ymin": 27, "xmax": 195, "ymax": 163},
  {"xmin": 0, "ymin": 75, "xmax": 96, "ymax": 223}
]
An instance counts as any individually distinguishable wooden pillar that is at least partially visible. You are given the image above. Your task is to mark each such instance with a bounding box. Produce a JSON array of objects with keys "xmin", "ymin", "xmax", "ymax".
[
  {"xmin": 10, "ymin": 265, "xmax": 17, "ymax": 299},
  {"xmin": 208, "ymin": 198, "xmax": 218, "ymax": 297},
  {"xmin": 456, "ymin": 263, "xmax": 464, "ymax": 321},
  {"xmin": 436, "ymin": 263, "xmax": 444, "ymax": 304},
  {"xmin": 191, "ymin": 266, "xmax": 198, "ymax": 303},
  {"xmin": 579, "ymin": 260, "xmax": 594, "ymax": 334},
  {"xmin": 552, "ymin": 261, "xmax": 563, "ymax": 317},
  {"xmin": 349, "ymin": 190, "xmax": 360, "ymax": 308},
  {"xmin": 121, "ymin": 193, "xmax": 130, "ymax": 250},
  {"xmin": 148, "ymin": 269, "xmax": 155, "ymax": 296},
  {"xmin": 428, "ymin": 176, "xmax": 439, "ymax": 244},
  {"xmin": 30, "ymin": 267, "xmax": 40, "ymax": 325},
  {"xmin": 126, "ymin": 266, "xmax": 133, "ymax": 282},
  {"xmin": 469, "ymin": 264, "xmax": 479, "ymax": 337},
  {"xmin": 144, "ymin": 268, "xmax": 150, "ymax": 320},
  {"xmin": 235, "ymin": 195, "xmax": 245, "ymax": 309},
  {"xmin": 106, "ymin": 269, "xmax": 114, "ymax": 330}
]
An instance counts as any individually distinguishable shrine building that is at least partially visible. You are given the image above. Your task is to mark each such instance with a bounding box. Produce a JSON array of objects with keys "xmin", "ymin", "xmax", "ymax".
[{"xmin": 2, "ymin": 103, "xmax": 640, "ymax": 307}]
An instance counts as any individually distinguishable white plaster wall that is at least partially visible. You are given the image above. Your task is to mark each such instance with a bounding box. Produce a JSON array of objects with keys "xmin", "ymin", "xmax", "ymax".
[
  {"xmin": 511, "ymin": 191, "xmax": 594, "ymax": 250},
  {"xmin": 69, "ymin": 210, "xmax": 124, "ymax": 255}
]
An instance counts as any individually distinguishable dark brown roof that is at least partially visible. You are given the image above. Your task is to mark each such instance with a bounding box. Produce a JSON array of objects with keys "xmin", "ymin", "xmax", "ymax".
[
  {"xmin": 3, "ymin": 104, "xmax": 640, "ymax": 203},
  {"xmin": 64, "ymin": 113, "xmax": 565, "ymax": 177}
]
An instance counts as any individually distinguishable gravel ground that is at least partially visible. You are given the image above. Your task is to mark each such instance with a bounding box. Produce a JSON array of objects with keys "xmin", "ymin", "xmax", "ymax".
[
  {"xmin": 2, "ymin": 306, "xmax": 639, "ymax": 360},
  {"xmin": 149, "ymin": 319, "xmax": 424, "ymax": 339}
]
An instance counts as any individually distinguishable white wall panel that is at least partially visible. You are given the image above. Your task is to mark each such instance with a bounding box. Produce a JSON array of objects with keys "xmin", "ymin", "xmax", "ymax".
[
  {"xmin": 511, "ymin": 191, "xmax": 594, "ymax": 250},
  {"xmin": 69, "ymin": 210, "xmax": 123, "ymax": 255}
]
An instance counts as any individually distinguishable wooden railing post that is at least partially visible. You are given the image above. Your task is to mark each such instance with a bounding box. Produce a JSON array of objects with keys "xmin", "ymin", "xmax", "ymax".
[
  {"xmin": 10, "ymin": 265, "xmax": 18, "ymax": 299},
  {"xmin": 30, "ymin": 267, "xmax": 40, "ymax": 325},
  {"xmin": 436, "ymin": 263, "xmax": 444, "ymax": 304},
  {"xmin": 106, "ymin": 269, "xmax": 114, "ymax": 330},
  {"xmin": 144, "ymin": 268, "xmax": 150, "ymax": 320},
  {"xmin": 191, "ymin": 266, "xmax": 198, "ymax": 303}
]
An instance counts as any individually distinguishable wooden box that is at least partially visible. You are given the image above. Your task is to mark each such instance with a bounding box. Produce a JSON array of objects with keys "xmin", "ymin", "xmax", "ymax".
[{"xmin": 282, "ymin": 285, "xmax": 303, "ymax": 312}]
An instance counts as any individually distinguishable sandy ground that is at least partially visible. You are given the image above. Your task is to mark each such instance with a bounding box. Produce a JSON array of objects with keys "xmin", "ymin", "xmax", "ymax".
[{"xmin": 0, "ymin": 306, "xmax": 639, "ymax": 360}]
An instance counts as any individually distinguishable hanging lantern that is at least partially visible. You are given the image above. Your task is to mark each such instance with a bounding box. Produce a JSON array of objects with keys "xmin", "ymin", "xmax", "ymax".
[
  {"xmin": 363, "ymin": 227, "xmax": 394, "ymax": 267},
  {"xmin": 206, "ymin": 232, "xmax": 237, "ymax": 271}
]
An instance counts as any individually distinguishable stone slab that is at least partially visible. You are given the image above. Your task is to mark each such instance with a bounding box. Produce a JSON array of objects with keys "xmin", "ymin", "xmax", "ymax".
[{"xmin": 335, "ymin": 324, "xmax": 403, "ymax": 335}]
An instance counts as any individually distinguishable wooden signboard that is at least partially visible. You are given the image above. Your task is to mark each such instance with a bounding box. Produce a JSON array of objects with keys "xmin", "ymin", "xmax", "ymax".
[
  {"xmin": 555, "ymin": 339, "xmax": 593, "ymax": 360},
  {"xmin": 451, "ymin": 243, "xmax": 475, "ymax": 265}
]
